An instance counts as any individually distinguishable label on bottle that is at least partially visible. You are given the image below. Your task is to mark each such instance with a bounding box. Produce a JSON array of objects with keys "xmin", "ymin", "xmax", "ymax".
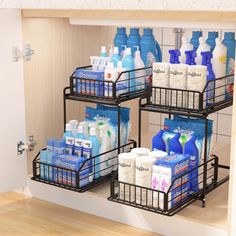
[
  {"xmin": 65, "ymin": 136, "xmax": 74, "ymax": 145},
  {"xmin": 146, "ymin": 52, "xmax": 156, "ymax": 67},
  {"xmin": 75, "ymin": 138, "xmax": 84, "ymax": 147},
  {"xmin": 83, "ymin": 140, "xmax": 93, "ymax": 182}
]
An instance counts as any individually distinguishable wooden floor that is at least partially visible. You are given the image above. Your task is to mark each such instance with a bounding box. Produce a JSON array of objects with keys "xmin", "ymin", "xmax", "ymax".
[{"xmin": 0, "ymin": 192, "xmax": 161, "ymax": 236}]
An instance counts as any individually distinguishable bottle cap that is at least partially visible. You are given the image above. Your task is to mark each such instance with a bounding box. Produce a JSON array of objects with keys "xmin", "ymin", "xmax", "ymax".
[
  {"xmin": 208, "ymin": 31, "xmax": 218, "ymax": 39},
  {"xmin": 181, "ymin": 37, "xmax": 187, "ymax": 44},
  {"xmin": 185, "ymin": 50, "xmax": 197, "ymax": 65},
  {"xmin": 126, "ymin": 47, "xmax": 131, "ymax": 55},
  {"xmin": 90, "ymin": 127, "xmax": 97, "ymax": 136},
  {"xmin": 130, "ymin": 28, "xmax": 139, "ymax": 35},
  {"xmin": 169, "ymin": 49, "xmax": 180, "ymax": 64},
  {"xmin": 143, "ymin": 28, "xmax": 153, "ymax": 35},
  {"xmin": 224, "ymin": 32, "xmax": 235, "ymax": 40},
  {"xmin": 201, "ymin": 51, "xmax": 213, "ymax": 65},
  {"xmin": 114, "ymin": 47, "xmax": 119, "ymax": 54},
  {"xmin": 192, "ymin": 31, "xmax": 202, "ymax": 37},
  {"xmin": 65, "ymin": 123, "xmax": 71, "ymax": 132},
  {"xmin": 77, "ymin": 125, "xmax": 83, "ymax": 133},
  {"xmin": 117, "ymin": 27, "xmax": 126, "ymax": 34},
  {"xmin": 101, "ymin": 46, "xmax": 106, "ymax": 53}
]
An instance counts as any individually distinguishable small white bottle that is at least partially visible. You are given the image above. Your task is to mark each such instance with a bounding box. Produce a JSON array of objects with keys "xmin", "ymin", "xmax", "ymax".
[
  {"xmin": 134, "ymin": 46, "xmax": 145, "ymax": 90},
  {"xmin": 179, "ymin": 37, "xmax": 194, "ymax": 63},
  {"xmin": 196, "ymin": 37, "xmax": 211, "ymax": 65},
  {"xmin": 212, "ymin": 38, "xmax": 227, "ymax": 102}
]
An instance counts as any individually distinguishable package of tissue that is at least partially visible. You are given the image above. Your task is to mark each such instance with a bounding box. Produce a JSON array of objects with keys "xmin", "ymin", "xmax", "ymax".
[
  {"xmin": 74, "ymin": 68, "xmax": 104, "ymax": 96},
  {"xmin": 53, "ymin": 155, "xmax": 89, "ymax": 188}
]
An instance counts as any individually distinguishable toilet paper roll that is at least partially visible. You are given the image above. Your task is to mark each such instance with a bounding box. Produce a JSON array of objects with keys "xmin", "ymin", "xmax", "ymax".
[
  {"xmin": 135, "ymin": 156, "xmax": 156, "ymax": 205},
  {"xmin": 118, "ymin": 152, "xmax": 137, "ymax": 202},
  {"xmin": 152, "ymin": 63, "xmax": 170, "ymax": 106},
  {"xmin": 148, "ymin": 150, "xmax": 168, "ymax": 161},
  {"xmin": 187, "ymin": 65, "xmax": 207, "ymax": 109},
  {"xmin": 169, "ymin": 64, "xmax": 187, "ymax": 108},
  {"xmin": 131, "ymin": 147, "xmax": 150, "ymax": 157}
]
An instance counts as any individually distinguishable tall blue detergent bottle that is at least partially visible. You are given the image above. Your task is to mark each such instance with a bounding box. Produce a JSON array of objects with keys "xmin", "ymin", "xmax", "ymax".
[
  {"xmin": 74, "ymin": 125, "xmax": 84, "ymax": 157},
  {"xmin": 63, "ymin": 123, "xmax": 74, "ymax": 155},
  {"xmin": 114, "ymin": 27, "xmax": 127, "ymax": 55},
  {"xmin": 206, "ymin": 31, "xmax": 219, "ymax": 52},
  {"xmin": 127, "ymin": 28, "xmax": 141, "ymax": 56},
  {"xmin": 122, "ymin": 47, "xmax": 135, "ymax": 92},
  {"xmin": 184, "ymin": 135, "xmax": 199, "ymax": 193},
  {"xmin": 201, "ymin": 51, "xmax": 216, "ymax": 106},
  {"xmin": 140, "ymin": 28, "xmax": 162, "ymax": 66},
  {"xmin": 190, "ymin": 31, "xmax": 202, "ymax": 51},
  {"xmin": 168, "ymin": 133, "xmax": 183, "ymax": 154},
  {"xmin": 222, "ymin": 32, "xmax": 235, "ymax": 98},
  {"xmin": 152, "ymin": 130, "xmax": 166, "ymax": 152}
]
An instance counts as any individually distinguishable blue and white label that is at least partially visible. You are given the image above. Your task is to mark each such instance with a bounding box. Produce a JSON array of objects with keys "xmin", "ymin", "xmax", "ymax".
[
  {"xmin": 74, "ymin": 138, "xmax": 84, "ymax": 157},
  {"xmin": 83, "ymin": 140, "xmax": 93, "ymax": 182}
]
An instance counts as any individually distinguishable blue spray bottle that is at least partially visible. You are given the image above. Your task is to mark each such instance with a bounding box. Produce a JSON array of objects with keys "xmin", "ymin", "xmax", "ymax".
[
  {"xmin": 140, "ymin": 28, "xmax": 162, "ymax": 66},
  {"xmin": 122, "ymin": 47, "xmax": 135, "ymax": 92},
  {"xmin": 114, "ymin": 27, "xmax": 127, "ymax": 54},
  {"xmin": 74, "ymin": 125, "xmax": 84, "ymax": 157},
  {"xmin": 169, "ymin": 49, "xmax": 180, "ymax": 64},
  {"xmin": 127, "ymin": 27, "xmax": 141, "ymax": 56},
  {"xmin": 152, "ymin": 130, "xmax": 166, "ymax": 152},
  {"xmin": 185, "ymin": 50, "xmax": 197, "ymax": 65},
  {"xmin": 206, "ymin": 31, "xmax": 219, "ymax": 52},
  {"xmin": 184, "ymin": 135, "xmax": 199, "ymax": 193},
  {"xmin": 63, "ymin": 123, "xmax": 74, "ymax": 155},
  {"xmin": 201, "ymin": 51, "xmax": 216, "ymax": 106},
  {"xmin": 190, "ymin": 31, "xmax": 202, "ymax": 51},
  {"xmin": 111, "ymin": 47, "xmax": 120, "ymax": 67},
  {"xmin": 168, "ymin": 133, "xmax": 183, "ymax": 154}
]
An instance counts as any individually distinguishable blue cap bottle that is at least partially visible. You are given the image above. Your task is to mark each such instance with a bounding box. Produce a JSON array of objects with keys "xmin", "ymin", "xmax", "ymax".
[
  {"xmin": 114, "ymin": 27, "xmax": 127, "ymax": 55},
  {"xmin": 184, "ymin": 135, "xmax": 199, "ymax": 193},
  {"xmin": 152, "ymin": 130, "xmax": 166, "ymax": 152},
  {"xmin": 201, "ymin": 51, "xmax": 216, "ymax": 105},
  {"xmin": 185, "ymin": 50, "xmax": 197, "ymax": 65},
  {"xmin": 190, "ymin": 31, "xmax": 203, "ymax": 51},
  {"xmin": 168, "ymin": 133, "xmax": 183, "ymax": 154},
  {"xmin": 127, "ymin": 28, "xmax": 141, "ymax": 56},
  {"xmin": 206, "ymin": 31, "xmax": 219, "ymax": 52},
  {"xmin": 169, "ymin": 49, "xmax": 180, "ymax": 64}
]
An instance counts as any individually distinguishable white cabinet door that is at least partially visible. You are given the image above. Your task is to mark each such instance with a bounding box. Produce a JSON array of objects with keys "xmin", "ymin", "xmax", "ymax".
[{"xmin": 0, "ymin": 9, "xmax": 27, "ymax": 192}]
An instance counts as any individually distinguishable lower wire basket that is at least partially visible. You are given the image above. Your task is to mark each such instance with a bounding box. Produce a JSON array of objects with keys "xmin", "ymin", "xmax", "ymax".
[
  {"xmin": 108, "ymin": 155, "xmax": 227, "ymax": 216},
  {"xmin": 31, "ymin": 140, "xmax": 136, "ymax": 193}
]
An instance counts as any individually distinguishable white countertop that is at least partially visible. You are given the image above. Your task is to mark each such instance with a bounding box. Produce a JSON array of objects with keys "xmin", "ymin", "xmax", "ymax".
[{"xmin": 1, "ymin": 0, "xmax": 236, "ymax": 12}]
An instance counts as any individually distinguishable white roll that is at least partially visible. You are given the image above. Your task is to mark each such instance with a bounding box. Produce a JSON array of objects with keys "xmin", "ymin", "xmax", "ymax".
[
  {"xmin": 187, "ymin": 65, "xmax": 207, "ymax": 110},
  {"xmin": 152, "ymin": 62, "xmax": 170, "ymax": 106},
  {"xmin": 131, "ymin": 147, "xmax": 150, "ymax": 157},
  {"xmin": 169, "ymin": 64, "xmax": 187, "ymax": 108},
  {"xmin": 148, "ymin": 150, "xmax": 168, "ymax": 161},
  {"xmin": 135, "ymin": 156, "xmax": 156, "ymax": 205},
  {"xmin": 118, "ymin": 152, "xmax": 137, "ymax": 202}
]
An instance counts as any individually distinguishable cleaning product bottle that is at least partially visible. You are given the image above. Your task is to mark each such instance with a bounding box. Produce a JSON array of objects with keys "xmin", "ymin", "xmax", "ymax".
[
  {"xmin": 69, "ymin": 120, "xmax": 79, "ymax": 137},
  {"xmin": 222, "ymin": 32, "xmax": 235, "ymax": 98},
  {"xmin": 179, "ymin": 37, "xmax": 194, "ymax": 63},
  {"xmin": 152, "ymin": 130, "xmax": 166, "ymax": 152},
  {"xmin": 79, "ymin": 121, "xmax": 89, "ymax": 140},
  {"xmin": 184, "ymin": 135, "xmax": 199, "ymax": 193},
  {"xmin": 120, "ymin": 45, "xmax": 127, "ymax": 60},
  {"xmin": 108, "ymin": 45, "xmax": 113, "ymax": 59},
  {"xmin": 201, "ymin": 51, "xmax": 216, "ymax": 106},
  {"xmin": 206, "ymin": 31, "xmax": 219, "ymax": 52},
  {"xmin": 212, "ymin": 38, "xmax": 227, "ymax": 102},
  {"xmin": 185, "ymin": 50, "xmax": 197, "ymax": 65},
  {"xmin": 99, "ymin": 125, "xmax": 112, "ymax": 176},
  {"xmin": 140, "ymin": 28, "xmax": 162, "ymax": 66},
  {"xmin": 100, "ymin": 46, "xmax": 107, "ymax": 57},
  {"xmin": 63, "ymin": 123, "xmax": 74, "ymax": 155},
  {"xmin": 122, "ymin": 47, "xmax": 135, "ymax": 92},
  {"xmin": 196, "ymin": 37, "xmax": 211, "ymax": 65},
  {"xmin": 74, "ymin": 125, "xmax": 85, "ymax": 157},
  {"xmin": 111, "ymin": 46, "xmax": 120, "ymax": 67},
  {"xmin": 134, "ymin": 46, "xmax": 145, "ymax": 90},
  {"xmin": 116, "ymin": 60, "xmax": 127, "ymax": 95},
  {"xmin": 190, "ymin": 31, "xmax": 203, "ymax": 51},
  {"xmin": 127, "ymin": 27, "xmax": 141, "ymax": 56},
  {"xmin": 114, "ymin": 27, "xmax": 127, "ymax": 54},
  {"xmin": 104, "ymin": 61, "xmax": 118, "ymax": 97},
  {"xmin": 168, "ymin": 133, "xmax": 183, "ymax": 154}
]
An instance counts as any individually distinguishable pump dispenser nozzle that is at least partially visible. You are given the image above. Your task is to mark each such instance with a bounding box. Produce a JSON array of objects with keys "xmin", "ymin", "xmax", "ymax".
[
  {"xmin": 169, "ymin": 49, "xmax": 181, "ymax": 64},
  {"xmin": 185, "ymin": 50, "xmax": 197, "ymax": 65}
]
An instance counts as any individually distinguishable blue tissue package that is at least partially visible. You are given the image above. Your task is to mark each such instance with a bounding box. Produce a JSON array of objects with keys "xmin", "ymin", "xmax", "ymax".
[
  {"xmin": 53, "ymin": 139, "xmax": 66, "ymax": 155},
  {"xmin": 74, "ymin": 68, "xmax": 104, "ymax": 96},
  {"xmin": 53, "ymin": 155, "xmax": 89, "ymax": 188},
  {"xmin": 47, "ymin": 139, "xmax": 55, "ymax": 153}
]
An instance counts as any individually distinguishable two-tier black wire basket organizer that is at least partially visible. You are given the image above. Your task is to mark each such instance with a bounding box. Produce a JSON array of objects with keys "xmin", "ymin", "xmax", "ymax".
[{"xmin": 32, "ymin": 66, "xmax": 152, "ymax": 192}]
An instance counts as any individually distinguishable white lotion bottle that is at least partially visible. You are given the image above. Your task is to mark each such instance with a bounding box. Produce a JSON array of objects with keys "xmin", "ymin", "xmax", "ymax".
[
  {"xmin": 212, "ymin": 38, "xmax": 227, "ymax": 102},
  {"xmin": 179, "ymin": 37, "xmax": 194, "ymax": 63},
  {"xmin": 196, "ymin": 37, "xmax": 211, "ymax": 65}
]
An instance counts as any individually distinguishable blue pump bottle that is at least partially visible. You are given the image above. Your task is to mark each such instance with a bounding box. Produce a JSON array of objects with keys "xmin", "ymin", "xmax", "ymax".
[
  {"xmin": 190, "ymin": 31, "xmax": 203, "ymax": 51},
  {"xmin": 168, "ymin": 133, "xmax": 183, "ymax": 154},
  {"xmin": 152, "ymin": 130, "xmax": 166, "ymax": 152},
  {"xmin": 169, "ymin": 49, "xmax": 180, "ymax": 64},
  {"xmin": 127, "ymin": 28, "xmax": 141, "ymax": 56},
  {"xmin": 111, "ymin": 47, "xmax": 120, "ymax": 67},
  {"xmin": 114, "ymin": 27, "xmax": 127, "ymax": 54},
  {"xmin": 201, "ymin": 51, "xmax": 216, "ymax": 106},
  {"xmin": 185, "ymin": 50, "xmax": 197, "ymax": 65},
  {"xmin": 184, "ymin": 135, "xmax": 199, "ymax": 193},
  {"xmin": 206, "ymin": 31, "xmax": 219, "ymax": 52}
]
